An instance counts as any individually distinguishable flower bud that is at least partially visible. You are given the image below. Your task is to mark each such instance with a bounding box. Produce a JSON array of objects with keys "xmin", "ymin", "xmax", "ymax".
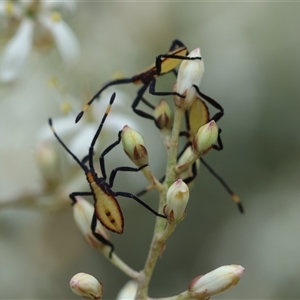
[
  {"xmin": 153, "ymin": 99, "xmax": 174, "ymax": 130},
  {"xmin": 177, "ymin": 146, "xmax": 200, "ymax": 186},
  {"xmin": 73, "ymin": 196, "xmax": 109, "ymax": 250},
  {"xmin": 70, "ymin": 273, "xmax": 104, "ymax": 300},
  {"xmin": 116, "ymin": 280, "xmax": 138, "ymax": 300},
  {"xmin": 35, "ymin": 142, "xmax": 61, "ymax": 186},
  {"xmin": 192, "ymin": 120, "xmax": 218, "ymax": 156},
  {"xmin": 164, "ymin": 179, "xmax": 189, "ymax": 222},
  {"xmin": 121, "ymin": 125, "xmax": 148, "ymax": 167},
  {"xmin": 188, "ymin": 265, "xmax": 245, "ymax": 298},
  {"xmin": 174, "ymin": 48, "xmax": 204, "ymax": 109}
]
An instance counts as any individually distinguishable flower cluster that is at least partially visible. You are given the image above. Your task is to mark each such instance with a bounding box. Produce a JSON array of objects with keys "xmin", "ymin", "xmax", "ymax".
[
  {"xmin": 55, "ymin": 42, "xmax": 245, "ymax": 300},
  {"xmin": 0, "ymin": 0, "xmax": 80, "ymax": 82}
]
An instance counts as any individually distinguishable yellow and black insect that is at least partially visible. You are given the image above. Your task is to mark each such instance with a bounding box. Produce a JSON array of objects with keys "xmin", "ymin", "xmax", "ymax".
[
  {"xmin": 49, "ymin": 92, "xmax": 166, "ymax": 257},
  {"xmin": 181, "ymin": 98, "xmax": 243, "ymax": 213},
  {"xmin": 136, "ymin": 98, "xmax": 243, "ymax": 213},
  {"xmin": 75, "ymin": 39, "xmax": 223, "ymax": 125}
]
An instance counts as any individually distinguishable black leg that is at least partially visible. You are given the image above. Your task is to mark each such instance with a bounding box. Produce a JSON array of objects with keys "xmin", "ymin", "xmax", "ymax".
[
  {"xmin": 192, "ymin": 85, "xmax": 224, "ymax": 123},
  {"xmin": 69, "ymin": 191, "xmax": 93, "ymax": 205},
  {"xmin": 149, "ymin": 79, "xmax": 185, "ymax": 98},
  {"xmin": 200, "ymin": 158, "xmax": 244, "ymax": 213},
  {"xmin": 75, "ymin": 77, "xmax": 135, "ymax": 123},
  {"xmin": 91, "ymin": 212, "xmax": 115, "ymax": 258},
  {"xmin": 98, "ymin": 130, "xmax": 123, "ymax": 181},
  {"xmin": 108, "ymin": 164, "xmax": 148, "ymax": 188},
  {"xmin": 168, "ymin": 39, "xmax": 186, "ymax": 51},
  {"xmin": 114, "ymin": 191, "xmax": 166, "ymax": 219},
  {"xmin": 135, "ymin": 174, "xmax": 165, "ymax": 198},
  {"xmin": 182, "ymin": 161, "xmax": 198, "ymax": 185},
  {"xmin": 131, "ymin": 84, "xmax": 156, "ymax": 120},
  {"xmin": 155, "ymin": 53, "xmax": 202, "ymax": 74},
  {"xmin": 212, "ymin": 129, "xmax": 224, "ymax": 151},
  {"xmin": 140, "ymin": 96, "xmax": 156, "ymax": 110}
]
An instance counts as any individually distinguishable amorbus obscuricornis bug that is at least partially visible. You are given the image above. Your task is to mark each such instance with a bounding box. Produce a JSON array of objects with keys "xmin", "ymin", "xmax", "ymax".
[
  {"xmin": 49, "ymin": 92, "xmax": 166, "ymax": 257},
  {"xmin": 75, "ymin": 40, "xmax": 224, "ymax": 129}
]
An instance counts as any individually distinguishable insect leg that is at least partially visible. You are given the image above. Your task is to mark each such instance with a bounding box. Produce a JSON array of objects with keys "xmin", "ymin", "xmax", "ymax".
[
  {"xmin": 149, "ymin": 79, "xmax": 185, "ymax": 98},
  {"xmin": 140, "ymin": 96, "xmax": 156, "ymax": 110},
  {"xmin": 75, "ymin": 77, "xmax": 135, "ymax": 123},
  {"xmin": 114, "ymin": 191, "xmax": 166, "ymax": 219},
  {"xmin": 200, "ymin": 158, "xmax": 244, "ymax": 214},
  {"xmin": 131, "ymin": 84, "xmax": 156, "ymax": 121},
  {"xmin": 99, "ymin": 130, "xmax": 123, "ymax": 181},
  {"xmin": 108, "ymin": 164, "xmax": 148, "ymax": 188},
  {"xmin": 168, "ymin": 39, "xmax": 186, "ymax": 51},
  {"xmin": 155, "ymin": 53, "xmax": 201, "ymax": 74},
  {"xmin": 91, "ymin": 212, "xmax": 115, "ymax": 258},
  {"xmin": 192, "ymin": 84, "xmax": 224, "ymax": 123},
  {"xmin": 69, "ymin": 191, "xmax": 93, "ymax": 205},
  {"xmin": 87, "ymin": 92, "xmax": 117, "ymax": 175},
  {"xmin": 135, "ymin": 174, "xmax": 165, "ymax": 197},
  {"xmin": 212, "ymin": 129, "xmax": 224, "ymax": 151}
]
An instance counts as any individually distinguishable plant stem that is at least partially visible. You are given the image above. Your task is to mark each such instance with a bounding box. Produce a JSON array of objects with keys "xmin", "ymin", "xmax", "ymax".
[{"xmin": 135, "ymin": 105, "xmax": 186, "ymax": 299}]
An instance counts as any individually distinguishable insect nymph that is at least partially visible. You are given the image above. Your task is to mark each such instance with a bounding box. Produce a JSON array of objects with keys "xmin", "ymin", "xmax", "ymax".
[
  {"xmin": 49, "ymin": 92, "xmax": 166, "ymax": 256},
  {"xmin": 75, "ymin": 40, "xmax": 223, "ymax": 127}
]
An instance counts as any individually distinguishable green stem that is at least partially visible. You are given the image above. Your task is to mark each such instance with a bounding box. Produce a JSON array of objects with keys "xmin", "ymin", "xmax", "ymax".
[
  {"xmin": 165, "ymin": 106, "xmax": 185, "ymax": 188},
  {"xmin": 135, "ymin": 105, "xmax": 186, "ymax": 299},
  {"xmin": 101, "ymin": 248, "xmax": 140, "ymax": 279}
]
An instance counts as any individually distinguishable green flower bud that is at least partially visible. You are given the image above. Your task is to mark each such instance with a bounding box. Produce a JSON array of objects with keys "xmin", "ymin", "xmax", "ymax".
[
  {"xmin": 164, "ymin": 179, "xmax": 189, "ymax": 222},
  {"xmin": 192, "ymin": 120, "xmax": 218, "ymax": 156},
  {"xmin": 153, "ymin": 99, "xmax": 174, "ymax": 130},
  {"xmin": 121, "ymin": 125, "xmax": 148, "ymax": 167}
]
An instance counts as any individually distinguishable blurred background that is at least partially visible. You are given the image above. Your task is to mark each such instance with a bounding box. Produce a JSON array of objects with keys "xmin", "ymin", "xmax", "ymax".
[{"xmin": 1, "ymin": 1, "xmax": 300, "ymax": 299}]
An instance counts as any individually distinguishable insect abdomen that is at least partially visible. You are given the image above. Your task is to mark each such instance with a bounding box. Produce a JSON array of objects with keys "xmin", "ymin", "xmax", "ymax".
[{"xmin": 90, "ymin": 180, "xmax": 124, "ymax": 234}]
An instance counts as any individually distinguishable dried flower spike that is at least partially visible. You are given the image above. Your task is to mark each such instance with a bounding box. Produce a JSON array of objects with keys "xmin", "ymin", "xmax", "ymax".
[{"xmin": 70, "ymin": 272, "xmax": 104, "ymax": 300}]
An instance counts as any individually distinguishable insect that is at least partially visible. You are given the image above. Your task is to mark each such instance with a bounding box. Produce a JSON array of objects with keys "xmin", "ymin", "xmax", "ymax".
[
  {"xmin": 75, "ymin": 39, "xmax": 224, "ymax": 126},
  {"xmin": 137, "ymin": 98, "xmax": 243, "ymax": 213},
  {"xmin": 181, "ymin": 98, "xmax": 243, "ymax": 213},
  {"xmin": 49, "ymin": 92, "xmax": 166, "ymax": 257}
]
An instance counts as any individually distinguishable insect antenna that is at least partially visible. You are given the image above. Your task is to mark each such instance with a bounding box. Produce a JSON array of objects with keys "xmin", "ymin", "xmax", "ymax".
[
  {"xmin": 48, "ymin": 118, "xmax": 88, "ymax": 172},
  {"xmin": 75, "ymin": 79, "xmax": 132, "ymax": 123},
  {"xmin": 200, "ymin": 157, "xmax": 244, "ymax": 213},
  {"xmin": 88, "ymin": 92, "xmax": 117, "ymax": 172}
]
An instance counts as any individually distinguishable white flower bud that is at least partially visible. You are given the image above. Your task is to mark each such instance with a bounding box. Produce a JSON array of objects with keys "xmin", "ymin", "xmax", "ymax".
[
  {"xmin": 73, "ymin": 197, "xmax": 109, "ymax": 250},
  {"xmin": 192, "ymin": 120, "xmax": 218, "ymax": 156},
  {"xmin": 164, "ymin": 179, "xmax": 189, "ymax": 222},
  {"xmin": 116, "ymin": 280, "xmax": 138, "ymax": 300},
  {"xmin": 177, "ymin": 146, "xmax": 200, "ymax": 186},
  {"xmin": 174, "ymin": 48, "xmax": 204, "ymax": 109},
  {"xmin": 35, "ymin": 142, "xmax": 61, "ymax": 186},
  {"xmin": 121, "ymin": 125, "xmax": 148, "ymax": 167},
  {"xmin": 70, "ymin": 273, "xmax": 104, "ymax": 300},
  {"xmin": 188, "ymin": 265, "xmax": 245, "ymax": 298}
]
